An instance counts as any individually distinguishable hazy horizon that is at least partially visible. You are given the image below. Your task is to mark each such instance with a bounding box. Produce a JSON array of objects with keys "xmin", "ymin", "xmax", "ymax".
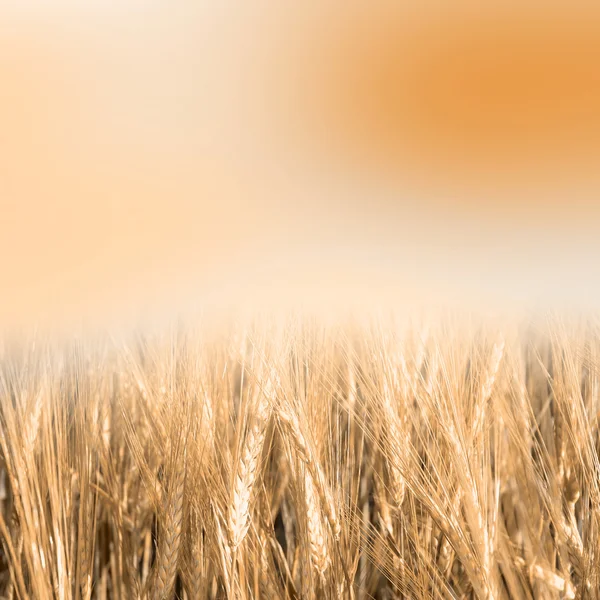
[{"xmin": 3, "ymin": 1, "xmax": 600, "ymax": 334}]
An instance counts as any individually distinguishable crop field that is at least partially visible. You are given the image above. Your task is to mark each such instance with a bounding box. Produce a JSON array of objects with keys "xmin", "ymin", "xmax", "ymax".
[{"xmin": 1, "ymin": 315, "xmax": 598, "ymax": 599}]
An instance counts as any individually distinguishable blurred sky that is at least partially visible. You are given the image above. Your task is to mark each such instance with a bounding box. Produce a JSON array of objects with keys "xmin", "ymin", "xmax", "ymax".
[{"xmin": 2, "ymin": 1, "xmax": 600, "ymax": 333}]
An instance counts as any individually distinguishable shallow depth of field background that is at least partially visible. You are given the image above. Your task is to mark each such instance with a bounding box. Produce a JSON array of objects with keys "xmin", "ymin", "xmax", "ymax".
[{"xmin": 2, "ymin": 0, "xmax": 600, "ymax": 333}]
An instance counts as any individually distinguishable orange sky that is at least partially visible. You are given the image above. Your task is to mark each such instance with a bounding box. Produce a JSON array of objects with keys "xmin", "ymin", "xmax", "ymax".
[{"xmin": 2, "ymin": 2, "xmax": 600, "ymax": 333}]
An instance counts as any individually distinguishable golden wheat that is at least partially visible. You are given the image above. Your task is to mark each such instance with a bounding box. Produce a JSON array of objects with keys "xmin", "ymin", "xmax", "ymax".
[{"xmin": 1, "ymin": 314, "xmax": 600, "ymax": 599}]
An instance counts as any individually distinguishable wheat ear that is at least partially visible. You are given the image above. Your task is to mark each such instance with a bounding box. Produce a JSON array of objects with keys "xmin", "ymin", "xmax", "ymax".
[
  {"xmin": 228, "ymin": 381, "xmax": 272, "ymax": 551},
  {"xmin": 303, "ymin": 463, "xmax": 330, "ymax": 584},
  {"xmin": 153, "ymin": 451, "xmax": 186, "ymax": 600},
  {"xmin": 277, "ymin": 405, "xmax": 340, "ymax": 539}
]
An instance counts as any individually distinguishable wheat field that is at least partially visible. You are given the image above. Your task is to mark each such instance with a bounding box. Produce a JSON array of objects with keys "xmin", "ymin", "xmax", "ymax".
[{"xmin": 0, "ymin": 314, "xmax": 599, "ymax": 599}]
